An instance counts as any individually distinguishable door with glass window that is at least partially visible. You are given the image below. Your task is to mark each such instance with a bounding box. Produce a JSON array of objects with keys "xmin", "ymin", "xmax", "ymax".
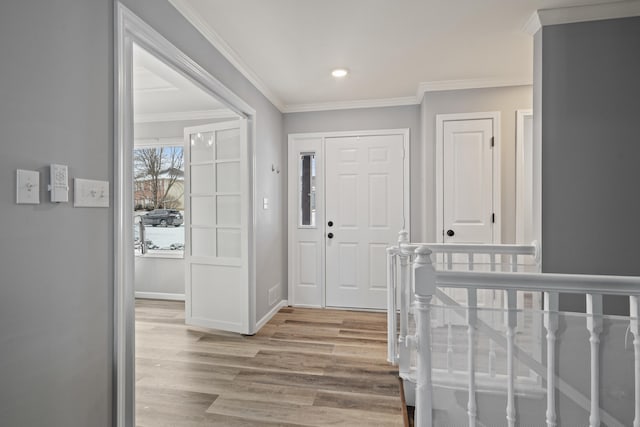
[{"xmin": 184, "ymin": 120, "xmax": 250, "ymax": 333}]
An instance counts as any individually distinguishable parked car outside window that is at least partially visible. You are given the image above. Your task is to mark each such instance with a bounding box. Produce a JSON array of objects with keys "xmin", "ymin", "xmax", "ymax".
[{"xmin": 141, "ymin": 209, "xmax": 184, "ymax": 227}]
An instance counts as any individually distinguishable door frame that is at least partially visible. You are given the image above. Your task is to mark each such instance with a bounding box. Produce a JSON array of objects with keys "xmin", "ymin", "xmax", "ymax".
[
  {"xmin": 115, "ymin": 4, "xmax": 257, "ymax": 426},
  {"xmin": 287, "ymin": 128, "xmax": 410, "ymax": 308},
  {"xmin": 435, "ymin": 112, "xmax": 501, "ymax": 244},
  {"xmin": 516, "ymin": 109, "xmax": 534, "ymax": 244}
]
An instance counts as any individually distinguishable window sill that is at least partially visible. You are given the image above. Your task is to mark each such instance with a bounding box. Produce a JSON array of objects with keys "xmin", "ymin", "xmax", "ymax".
[{"xmin": 135, "ymin": 251, "xmax": 184, "ymax": 260}]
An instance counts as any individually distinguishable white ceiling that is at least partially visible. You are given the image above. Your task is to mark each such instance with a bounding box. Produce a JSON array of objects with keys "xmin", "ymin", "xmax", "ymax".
[
  {"xmin": 170, "ymin": 0, "xmax": 622, "ymax": 111},
  {"xmin": 133, "ymin": 44, "xmax": 234, "ymax": 120}
]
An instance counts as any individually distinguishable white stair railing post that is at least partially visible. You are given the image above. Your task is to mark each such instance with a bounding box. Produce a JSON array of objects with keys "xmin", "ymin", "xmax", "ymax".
[
  {"xmin": 413, "ymin": 245, "xmax": 436, "ymax": 427},
  {"xmin": 467, "ymin": 288, "xmax": 478, "ymax": 427},
  {"xmin": 397, "ymin": 230, "xmax": 411, "ymax": 378},
  {"xmin": 629, "ymin": 296, "xmax": 640, "ymax": 427},
  {"xmin": 505, "ymin": 289, "xmax": 518, "ymax": 427},
  {"xmin": 587, "ymin": 294, "xmax": 603, "ymax": 427},
  {"xmin": 387, "ymin": 247, "xmax": 398, "ymax": 364},
  {"xmin": 544, "ymin": 292, "xmax": 559, "ymax": 427}
]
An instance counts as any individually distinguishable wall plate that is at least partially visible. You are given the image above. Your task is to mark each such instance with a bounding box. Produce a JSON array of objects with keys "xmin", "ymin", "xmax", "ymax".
[
  {"xmin": 16, "ymin": 169, "xmax": 40, "ymax": 204},
  {"xmin": 74, "ymin": 178, "xmax": 109, "ymax": 208}
]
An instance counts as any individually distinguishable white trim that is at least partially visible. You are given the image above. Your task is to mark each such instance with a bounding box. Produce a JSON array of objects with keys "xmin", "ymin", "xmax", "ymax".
[
  {"xmin": 283, "ymin": 96, "xmax": 418, "ymax": 113},
  {"xmin": 435, "ymin": 112, "xmax": 502, "ymax": 244},
  {"xmin": 167, "ymin": 0, "xmax": 284, "ymax": 111},
  {"xmin": 417, "ymin": 79, "xmax": 532, "ymax": 103},
  {"xmin": 523, "ymin": 11, "xmax": 543, "ymax": 36},
  {"xmin": 515, "ymin": 109, "xmax": 533, "ymax": 245},
  {"xmin": 255, "ymin": 299, "xmax": 288, "ymax": 331},
  {"xmin": 524, "ymin": 0, "xmax": 640, "ymax": 35},
  {"xmin": 135, "ymin": 292, "xmax": 185, "ymax": 301},
  {"xmin": 115, "ymin": 4, "xmax": 257, "ymax": 426},
  {"xmin": 134, "ymin": 108, "xmax": 239, "ymax": 123},
  {"xmin": 134, "ymin": 137, "xmax": 184, "ymax": 147}
]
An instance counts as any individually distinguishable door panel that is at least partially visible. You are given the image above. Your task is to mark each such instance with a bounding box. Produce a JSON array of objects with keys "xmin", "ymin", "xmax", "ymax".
[
  {"xmin": 443, "ymin": 119, "xmax": 494, "ymax": 244},
  {"xmin": 184, "ymin": 120, "xmax": 250, "ymax": 333},
  {"xmin": 325, "ymin": 135, "xmax": 404, "ymax": 309}
]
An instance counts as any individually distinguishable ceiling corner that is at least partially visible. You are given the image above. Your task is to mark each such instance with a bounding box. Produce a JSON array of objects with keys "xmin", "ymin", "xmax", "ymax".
[{"xmin": 167, "ymin": 0, "xmax": 286, "ymax": 112}]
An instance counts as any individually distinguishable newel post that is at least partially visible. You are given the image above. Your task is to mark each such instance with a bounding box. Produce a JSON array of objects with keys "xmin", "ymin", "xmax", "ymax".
[
  {"xmin": 413, "ymin": 245, "xmax": 435, "ymax": 427},
  {"xmin": 397, "ymin": 230, "xmax": 411, "ymax": 378}
]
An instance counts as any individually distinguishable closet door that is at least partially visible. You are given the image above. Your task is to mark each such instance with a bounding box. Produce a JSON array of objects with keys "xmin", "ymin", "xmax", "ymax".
[{"xmin": 184, "ymin": 119, "xmax": 250, "ymax": 333}]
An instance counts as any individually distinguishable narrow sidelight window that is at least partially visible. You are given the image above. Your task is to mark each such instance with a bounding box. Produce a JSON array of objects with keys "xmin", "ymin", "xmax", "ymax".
[{"xmin": 299, "ymin": 153, "xmax": 316, "ymax": 227}]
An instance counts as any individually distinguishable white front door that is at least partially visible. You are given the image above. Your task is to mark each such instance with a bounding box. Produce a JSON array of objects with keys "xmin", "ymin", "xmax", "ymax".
[
  {"xmin": 324, "ymin": 134, "xmax": 405, "ymax": 309},
  {"xmin": 184, "ymin": 120, "xmax": 250, "ymax": 333},
  {"xmin": 441, "ymin": 118, "xmax": 496, "ymax": 244}
]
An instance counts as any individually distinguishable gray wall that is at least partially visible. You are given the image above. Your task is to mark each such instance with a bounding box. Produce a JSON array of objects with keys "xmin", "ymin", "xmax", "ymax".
[
  {"xmin": 0, "ymin": 1, "xmax": 113, "ymax": 425},
  {"xmin": 284, "ymin": 105, "xmax": 422, "ymax": 239},
  {"xmin": 0, "ymin": 0, "xmax": 286, "ymax": 425},
  {"xmin": 121, "ymin": 0, "xmax": 286, "ymax": 322},
  {"xmin": 539, "ymin": 17, "xmax": 640, "ymax": 313},
  {"xmin": 421, "ymin": 86, "xmax": 533, "ymax": 243}
]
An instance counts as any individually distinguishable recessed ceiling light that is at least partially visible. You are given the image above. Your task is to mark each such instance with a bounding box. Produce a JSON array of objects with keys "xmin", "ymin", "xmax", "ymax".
[{"xmin": 331, "ymin": 68, "xmax": 349, "ymax": 78}]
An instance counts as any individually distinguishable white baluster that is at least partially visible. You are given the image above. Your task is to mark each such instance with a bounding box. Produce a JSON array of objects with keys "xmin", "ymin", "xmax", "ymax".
[
  {"xmin": 544, "ymin": 292, "xmax": 559, "ymax": 427},
  {"xmin": 447, "ymin": 320, "xmax": 454, "ymax": 372},
  {"xmin": 587, "ymin": 294, "xmax": 603, "ymax": 427},
  {"xmin": 467, "ymin": 288, "xmax": 478, "ymax": 427},
  {"xmin": 630, "ymin": 296, "xmax": 640, "ymax": 427},
  {"xmin": 506, "ymin": 289, "xmax": 517, "ymax": 427},
  {"xmin": 413, "ymin": 245, "xmax": 436, "ymax": 427},
  {"xmin": 397, "ymin": 231, "xmax": 410, "ymax": 378},
  {"xmin": 511, "ymin": 254, "xmax": 518, "ymax": 273},
  {"xmin": 386, "ymin": 247, "xmax": 397, "ymax": 364}
]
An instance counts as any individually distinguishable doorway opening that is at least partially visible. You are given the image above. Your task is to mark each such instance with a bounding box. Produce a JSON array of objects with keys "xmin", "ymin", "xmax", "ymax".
[{"xmin": 115, "ymin": 4, "xmax": 256, "ymax": 425}]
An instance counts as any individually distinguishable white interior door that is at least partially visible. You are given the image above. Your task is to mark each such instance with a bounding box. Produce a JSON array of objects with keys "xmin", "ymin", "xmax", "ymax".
[
  {"xmin": 442, "ymin": 118, "xmax": 495, "ymax": 244},
  {"xmin": 325, "ymin": 134, "xmax": 405, "ymax": 309},
  {"xmin": 184, "ymin": 119, "xmax": 250, "ymax": 333}
]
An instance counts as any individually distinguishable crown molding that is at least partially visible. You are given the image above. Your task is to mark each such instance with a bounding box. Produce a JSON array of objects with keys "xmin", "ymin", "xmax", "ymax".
[
  {"xmin": 524, "ymin": 0, "xmax": 640, "ymax": 35},
  {"xmin": 134, "ymin": 109, "xmax": 238, "ymax": 123},
  {"xmin": 168, "ymin": 0, "xmax": 285, "ymax": 112},
  {"xmin": 282, "ymin": 96, "xmax": 418, "ymax": 113},
  {"xmin": 416, "ymin": 78, "xmax": 532, "ymax": 103}
]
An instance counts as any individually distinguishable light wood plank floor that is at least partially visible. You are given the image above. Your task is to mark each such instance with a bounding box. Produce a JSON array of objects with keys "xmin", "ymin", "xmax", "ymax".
[{"xmin": 135, "ymin": 299, "xmax": 404, "ymax": 426}]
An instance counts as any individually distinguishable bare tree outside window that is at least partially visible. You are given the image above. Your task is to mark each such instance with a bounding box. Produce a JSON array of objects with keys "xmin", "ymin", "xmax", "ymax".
[{"xmin": 134, "ymin": 146, "xmax": 184, "ymax": 210}]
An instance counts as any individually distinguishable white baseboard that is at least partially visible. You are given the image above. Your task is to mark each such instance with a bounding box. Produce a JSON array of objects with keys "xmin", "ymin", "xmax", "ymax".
[
  {"xmin": 255, "ymin": 299, "xmax": 288, "ymax": 331},
  {"xmin": 135, "ymin": 291, "xmax": 185, "ymax": 301}
]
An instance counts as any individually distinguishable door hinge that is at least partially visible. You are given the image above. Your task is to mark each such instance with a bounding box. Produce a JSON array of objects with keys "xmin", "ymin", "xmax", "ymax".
[
  {"xmin": 490, "ymin": 136, "xmax": 495, "ymax": 148},
  {"xmin": 491, "ymin": 213, "xmax": 495, "ymax": 223}
]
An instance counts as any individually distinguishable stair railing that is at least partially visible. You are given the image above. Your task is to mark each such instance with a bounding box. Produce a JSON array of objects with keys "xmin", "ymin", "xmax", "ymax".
[{"xmin": 396, "ymin": 241, "xmax": 640, "ymax": 427}]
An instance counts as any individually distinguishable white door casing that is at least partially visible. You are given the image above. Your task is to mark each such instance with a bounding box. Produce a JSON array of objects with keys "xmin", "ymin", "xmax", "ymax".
[
  {"xmin": 288, "ymin": 129, "xmax": 409, "ymax": 310},
  {"xmin": 325, "ymin": 134, "xmax": 406, "ymax": 309},
  {"xmin": 184, "ymin": 120, "xmax": 250, "ymax": 333},
  {"xmin": 516, "ymin": 109, "xmax": 534, "ymax": 245},
  {"xmin": 436, "ymin": 112, "xmax": 501, "ymax": 245}
]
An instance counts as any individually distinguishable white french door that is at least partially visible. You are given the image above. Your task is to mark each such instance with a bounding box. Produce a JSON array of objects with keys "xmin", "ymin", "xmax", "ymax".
[
  {"xmin": 288, "ymin": 130, "xmax": 408, "ymax": 310},
  {"xmin": 184, "ymin": 120, "xmax": 250, "ymax": 333}
]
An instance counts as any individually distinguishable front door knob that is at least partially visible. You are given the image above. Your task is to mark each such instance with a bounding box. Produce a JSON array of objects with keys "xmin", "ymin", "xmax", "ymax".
[
  {"xmin": 446, "ymin": 229, "xmax": 455, "ymax": 237},
  {"xmin": 327, "ymin": 233, "xmax": 334, "ymax": 239}
]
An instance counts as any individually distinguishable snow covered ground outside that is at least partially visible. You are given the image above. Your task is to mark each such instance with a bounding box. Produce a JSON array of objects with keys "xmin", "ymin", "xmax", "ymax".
[{"xmin": 134, "ymin": 212, "xmax": 184, "ymax": 251}]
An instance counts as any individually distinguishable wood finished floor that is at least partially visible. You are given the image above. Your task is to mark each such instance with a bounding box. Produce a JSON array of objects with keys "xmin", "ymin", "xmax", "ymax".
[{"xmin": 135, "ymin": 299, "xmax": 404, "ymax": 426}]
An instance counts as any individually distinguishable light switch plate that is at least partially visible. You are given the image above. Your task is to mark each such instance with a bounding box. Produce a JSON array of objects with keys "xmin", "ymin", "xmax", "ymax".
[
  {"xmin": 74, "ymin": 178, "xmax": 109, "ymax": 207},
  {"xmin": 49, "ymin": 164, "xmax": 69, "ymax": 203},
  {"xmin": 16, "ymin": 169, "xmax": 40, "ymax": 204}
]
